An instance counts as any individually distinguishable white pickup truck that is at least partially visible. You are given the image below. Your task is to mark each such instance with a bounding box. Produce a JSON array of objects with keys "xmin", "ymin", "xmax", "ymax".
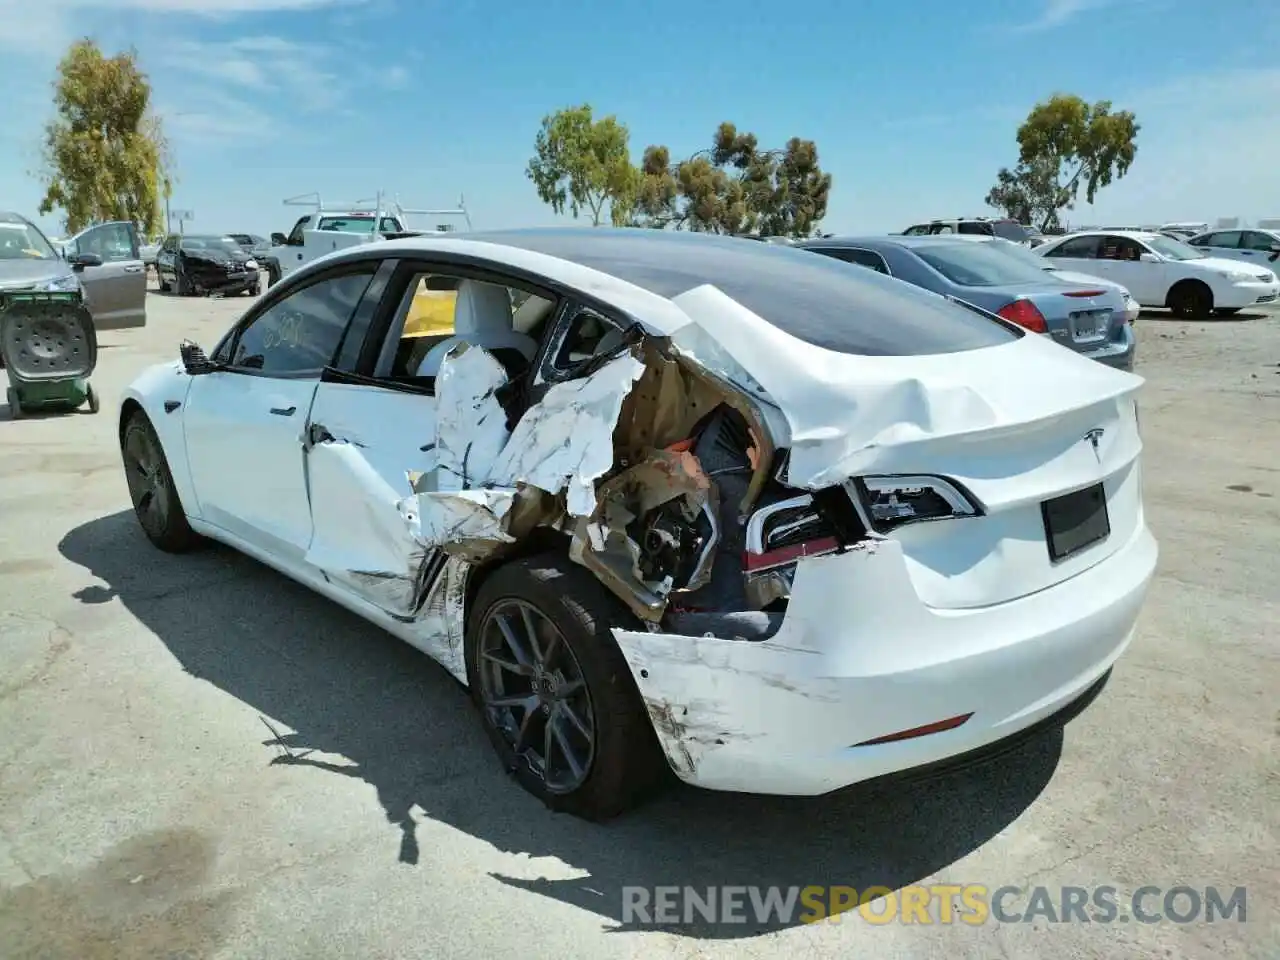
[{"xmin": 263, "ymin": 193, "xmax": 472, "ymax": 286}]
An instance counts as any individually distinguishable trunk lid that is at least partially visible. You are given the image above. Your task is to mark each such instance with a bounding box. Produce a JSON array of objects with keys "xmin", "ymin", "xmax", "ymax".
[{"xmin": 668, "ymin": 284, "xmax": 1145, "ymax": 609}]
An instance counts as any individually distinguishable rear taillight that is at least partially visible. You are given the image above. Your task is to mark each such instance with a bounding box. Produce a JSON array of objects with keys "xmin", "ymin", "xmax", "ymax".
[
  {"xmin": 852, "ymin": 475, "xmax": 983, "ymax": 533},
  {"xmin": 743, "ymin": 493, "xmax": 850, "ymax": 608},
  {"xmin": 997, "ymin": 298, "xmax": 1048, "ymax": 333}
]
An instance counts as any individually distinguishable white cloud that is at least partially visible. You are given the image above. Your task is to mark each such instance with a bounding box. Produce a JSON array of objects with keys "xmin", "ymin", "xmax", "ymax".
[{"xmin": 1002, "ymin": 0, "xmax": 1167, "ymax": 34}]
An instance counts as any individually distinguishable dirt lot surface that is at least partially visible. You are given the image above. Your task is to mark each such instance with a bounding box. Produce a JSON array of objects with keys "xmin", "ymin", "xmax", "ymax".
[{"xmin": 1, "ymin": 284, "xmax": 1276, "ymax": 959}]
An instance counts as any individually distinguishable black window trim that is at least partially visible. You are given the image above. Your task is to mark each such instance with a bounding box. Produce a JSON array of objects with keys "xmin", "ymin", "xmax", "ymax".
[{"xmin": 208, "ymin": 258, "xmax": 391, "ymax": 380}]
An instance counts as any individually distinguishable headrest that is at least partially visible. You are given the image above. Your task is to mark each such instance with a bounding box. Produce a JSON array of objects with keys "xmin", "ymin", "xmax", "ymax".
[{"xmin": 453, "ymin": 280, "xmax": 513, "ymax": 337}]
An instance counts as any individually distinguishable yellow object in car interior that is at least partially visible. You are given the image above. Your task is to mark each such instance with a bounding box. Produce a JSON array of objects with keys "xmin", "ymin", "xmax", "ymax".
[{"xmin": 403, "ymin": 288, "xmax": 457, "ymax": 338}]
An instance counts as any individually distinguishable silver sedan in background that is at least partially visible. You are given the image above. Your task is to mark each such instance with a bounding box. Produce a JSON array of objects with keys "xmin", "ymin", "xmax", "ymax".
[{"xmin": 796, "ymin": 234, "xmax": 1136, "ymax": 370}]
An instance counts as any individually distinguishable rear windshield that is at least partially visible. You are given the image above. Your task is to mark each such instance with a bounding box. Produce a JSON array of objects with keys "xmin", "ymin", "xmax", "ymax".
[
  {"xmin": 914, "ymin": 242, "xmax": 1053, "ymax": 286},
  {"xmin": 990, "ymin": 220, "xmax": 1031, "ymax": 242},
  {"xmin": 475, "ymin": 230, "xmax": 1021, "ymax": 357}
]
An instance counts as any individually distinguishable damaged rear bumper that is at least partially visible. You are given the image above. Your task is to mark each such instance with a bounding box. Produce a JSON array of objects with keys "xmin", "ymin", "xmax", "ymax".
[{"xmin": 611, "ymin": 520, "xmax": 1157, "ymax": 795}]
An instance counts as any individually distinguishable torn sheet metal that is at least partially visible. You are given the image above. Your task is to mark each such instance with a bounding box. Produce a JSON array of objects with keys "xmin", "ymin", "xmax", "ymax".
[
  {"xmin": 396, "ymin": 347, "xmax": 645, "ymax": 566},
  {"xmin": 398, "ymin": 487, "xmax": 517, "ymax": 562},
  {"xmin": 486, "ymin": 352, "xmax": 646, "ymax": 517},
  {"xmin": 304, "ymin": 439, "xmax": 428, "ymax": 614},
  {"xmin": 428, "ymin": 344, "xmax": 510, "ymax": 493},
  {"xmin": 666, "ymin": 284, "xmax": 1144, "ymax": 489}
]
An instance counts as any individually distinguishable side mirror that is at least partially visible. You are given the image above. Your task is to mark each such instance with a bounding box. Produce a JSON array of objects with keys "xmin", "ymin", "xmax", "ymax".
[
  {"xmin": 179, "ymin": 340, "xmax": 218, "ymax": 376},
  {"xmin": 1139, "ymin": 252, "xmax": 1160, "ymax": 263},
  {"xmin": 1269, "ymin": 243, "xmax": 1280, "ymax": 253},
  {"xmin": 270, "ymin": 232, "xmax": 287, "ymax": 246},
  {"xmin": 68, "ymin": 252, "xmax": 103, "ymax": 271}
]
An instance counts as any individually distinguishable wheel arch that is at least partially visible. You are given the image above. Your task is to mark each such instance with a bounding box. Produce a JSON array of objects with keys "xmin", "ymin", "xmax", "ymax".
[{"xmin": 117, "ymin": 375, "xmax": 202, "ymax": 523}]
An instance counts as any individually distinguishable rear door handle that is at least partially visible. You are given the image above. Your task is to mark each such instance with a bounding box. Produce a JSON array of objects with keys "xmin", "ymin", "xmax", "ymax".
[{"xmin": 270, "ymin": 406, "xmax": 296, "ymax": 416}]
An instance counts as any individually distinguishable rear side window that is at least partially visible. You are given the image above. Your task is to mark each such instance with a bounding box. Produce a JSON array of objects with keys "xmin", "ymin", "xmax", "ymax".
[
  {"xmin": 990, "ymin": 220, "xmax": 1031, "ymax": 242},
  {"xmin": 958, "ymin": 222, "xmax": 991, "ymax": 235},
  {"xmin": 1044, "ymin": 235, "xmax": 1100, "ymax": 259}
]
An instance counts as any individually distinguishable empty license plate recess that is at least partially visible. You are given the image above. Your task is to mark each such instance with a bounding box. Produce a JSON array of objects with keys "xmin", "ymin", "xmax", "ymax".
[{"xmin": 1042, "ymin": 482, "xmax": 1110, "ymax": 562}]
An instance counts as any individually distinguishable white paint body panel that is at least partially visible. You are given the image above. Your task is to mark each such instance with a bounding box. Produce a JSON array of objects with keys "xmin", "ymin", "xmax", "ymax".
[{"xmin": 119, "ymin": 232, "xmax": 1160, "ymax": 798}]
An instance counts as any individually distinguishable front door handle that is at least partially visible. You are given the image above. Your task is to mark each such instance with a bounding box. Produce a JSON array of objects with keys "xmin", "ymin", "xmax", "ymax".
[
  {"xmin": 269, "ymin": 405, "xmax": 296, "ymax": 417},
  {"xmin": 124, "ymin": 264, "xmax": 143, "ymax": 273}
]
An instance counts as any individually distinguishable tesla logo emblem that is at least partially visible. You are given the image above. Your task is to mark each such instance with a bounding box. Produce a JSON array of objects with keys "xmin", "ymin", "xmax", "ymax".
[{"xmin": 1084, "ymin": 428, "xmax": 1105, "ymax": 459}]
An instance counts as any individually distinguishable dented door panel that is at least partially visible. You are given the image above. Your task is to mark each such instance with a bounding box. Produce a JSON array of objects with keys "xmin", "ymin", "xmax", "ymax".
[{"xmin": 303, "ymin": 380, "xmax": 441, "ymax": 617}]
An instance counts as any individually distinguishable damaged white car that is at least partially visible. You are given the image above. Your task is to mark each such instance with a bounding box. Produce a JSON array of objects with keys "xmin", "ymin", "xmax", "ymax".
[{"xmin": 117, "ymin": 229, "xmax": 1158, "ymax": 819}]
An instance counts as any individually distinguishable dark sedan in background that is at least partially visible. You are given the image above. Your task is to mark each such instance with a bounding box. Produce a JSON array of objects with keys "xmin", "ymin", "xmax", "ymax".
[
  {"xmin": 156, "ymin": 234, "xmax": 261, "ymax": 297},
  {"xmin": 796, "ymin": 235, "xmax": 1136, "ymax": 370},
  {"xmin": 226, "ymin": 232, "xmax": 271, "ymax": 262}
]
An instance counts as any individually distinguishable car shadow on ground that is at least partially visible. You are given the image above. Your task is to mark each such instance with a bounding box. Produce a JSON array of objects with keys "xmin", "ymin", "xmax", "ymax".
[
  {"xmin": 1139, "ymin": 308, "xmax": 1270, "ymax": 322},
  {"xmin": 59, "ymin": 510, "xmax": 1065, "ymax": 938}
]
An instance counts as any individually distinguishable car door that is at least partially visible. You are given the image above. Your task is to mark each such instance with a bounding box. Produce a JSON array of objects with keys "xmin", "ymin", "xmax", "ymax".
[
  {"xmin": 1235, "ymin": 231, "xmax": 1280, "ymax": 271},
  {"xmin": 300, "ymin": 259, "xmax": 554, "ymax": 621},
  {"xmin": 1039, "ymin": 234, "xmax": 1135, "ymax": 294},
  {"xmin": 181, "ymin": 261, "xmax": 382, "ymax": 560},
  {"xmin": 1189, "ymin": 230, "xmax": 1243, "ymax": 264},
  {"xmin": 1090, "ymin": 235, "xmax": 1167, "ymax": 304},
  {"xmin": 69, "ymin": 221, "xmax": 146, "ymax": 329}
]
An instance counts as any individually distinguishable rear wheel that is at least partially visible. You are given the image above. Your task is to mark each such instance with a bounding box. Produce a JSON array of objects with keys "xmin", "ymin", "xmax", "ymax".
[
  {"xmin": 1167, "ymin": 280, "xmax": 1213, "ymax": 319},
  {"xmin": 120, "ymin": 410, "xmax": 202, "ymax": 552},
  {"xmin": 6, "ymin": 387, "xmax": 22, "ymax": 419},
  {"xmin": 84, "ymin": 384, "xmax": 99, "ymax": 414},
  {"xmin": 465, "ymin": 554, "xmax": 669, "ymax": 820}
]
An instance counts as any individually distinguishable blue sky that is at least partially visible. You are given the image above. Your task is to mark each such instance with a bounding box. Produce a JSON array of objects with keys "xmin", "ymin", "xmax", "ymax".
[{"xmin": 1, "ymin": 0, "xmax": 1277, "ymax": 239}]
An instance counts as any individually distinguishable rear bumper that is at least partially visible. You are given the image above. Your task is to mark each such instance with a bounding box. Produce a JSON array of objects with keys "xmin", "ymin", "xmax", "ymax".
[
  {"xmin": 1078, "ymin": 324, "xmax": 1136, "ymax": 370},
  {"xmin": 613, "ymin": 519, "xmax": 1157, "ymax": 795}
]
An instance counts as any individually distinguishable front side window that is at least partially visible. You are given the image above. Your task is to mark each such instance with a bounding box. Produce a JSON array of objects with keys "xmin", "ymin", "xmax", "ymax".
[
  {"xmin": 75, "ymin": 222, "xmax": 137, "ymax": 261},
  {"xmin": 228, "ymin": 270, "xmax": 375, "ymax": 375}
]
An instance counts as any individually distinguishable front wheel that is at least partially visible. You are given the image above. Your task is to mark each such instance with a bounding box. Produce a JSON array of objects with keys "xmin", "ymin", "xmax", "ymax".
[
  {"xmin": 120, "ymin": 410, "xmax": 203, "ymax": 552},
  {"xmin": 465, "ymin": 554, "xmax": 669, "ymax": 820},
  {"xmin": 1168, "ymin": 280, "xmax": 1213, "ymax": 319}
]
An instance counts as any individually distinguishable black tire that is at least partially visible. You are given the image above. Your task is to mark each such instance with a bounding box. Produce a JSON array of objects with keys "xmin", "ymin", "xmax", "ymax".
[
  {"xmin": 1167, "ymin": 280, "xmax": 1213, "ymax": 319},
  {"xmin": 465, "ymin": 553, "xmax": 669, "ymax": 820},
  {"xmin": 158, "ymin": 271, "xmax": 170, "ymax": 293},
  {"xmin": 120, "ymin": 410, "xmax": 203, "ymax": 552},
  {"xmin": 266, "ymin": 262, "xmax": 281, "ymax": 288},
  {"xmin": 1214, "ymin": 307, "xmax": 1241, "ymax": 317},
  {"xmin": 247, "ymin": 281, "xmax": 260, "ymax": 297},
  {"xmin": 175, "ymin": 264, "xmax": 191, "ymax": 296},
  {"xmin": 84, "ymin": 384, "xmax": 99, "ymax": 414},
  {"xmin": 6, "ymin": 387, "xmax": 22, "ymax": 419}
]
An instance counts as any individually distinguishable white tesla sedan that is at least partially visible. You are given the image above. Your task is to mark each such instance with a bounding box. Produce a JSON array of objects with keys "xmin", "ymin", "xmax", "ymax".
[{"xmin": 117, "ymin": 229, "xmax": 1158, "ymax": 819}]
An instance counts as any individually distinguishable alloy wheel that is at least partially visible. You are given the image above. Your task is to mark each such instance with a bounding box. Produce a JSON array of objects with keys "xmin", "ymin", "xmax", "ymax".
[{"xmin": 476, "ymin": 599, "xmax": 596, "ymax": 794}]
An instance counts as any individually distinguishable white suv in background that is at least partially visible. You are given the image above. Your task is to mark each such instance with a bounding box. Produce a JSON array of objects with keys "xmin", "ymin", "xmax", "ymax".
[{"xmin": 1036, "ymin": 230, "xmax": 1279, "ymax": 318}]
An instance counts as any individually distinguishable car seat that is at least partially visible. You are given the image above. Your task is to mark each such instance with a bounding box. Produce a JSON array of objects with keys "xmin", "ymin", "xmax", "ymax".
[{"xmin": 415, "ymin": 280, "xmax": 538, "ymax": 377}]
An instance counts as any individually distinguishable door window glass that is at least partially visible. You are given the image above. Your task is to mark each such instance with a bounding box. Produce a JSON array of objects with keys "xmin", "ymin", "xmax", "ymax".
[{"xmin": 229, "ymin": 270, "xmax": 375, "ymax": 375}]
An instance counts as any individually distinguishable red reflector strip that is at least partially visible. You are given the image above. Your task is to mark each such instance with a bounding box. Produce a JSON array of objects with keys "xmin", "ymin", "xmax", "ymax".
[
  {"xmin": 743, "ymin": 536, "xmax": 840, "ymax": 572},
  {"xmin": 1063, "ymin": 289, "xmax": 1107, "ymax": 297},
  {"xmin": 853, "ymin": 712, "xmax": 974, "ymax": 747}
]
